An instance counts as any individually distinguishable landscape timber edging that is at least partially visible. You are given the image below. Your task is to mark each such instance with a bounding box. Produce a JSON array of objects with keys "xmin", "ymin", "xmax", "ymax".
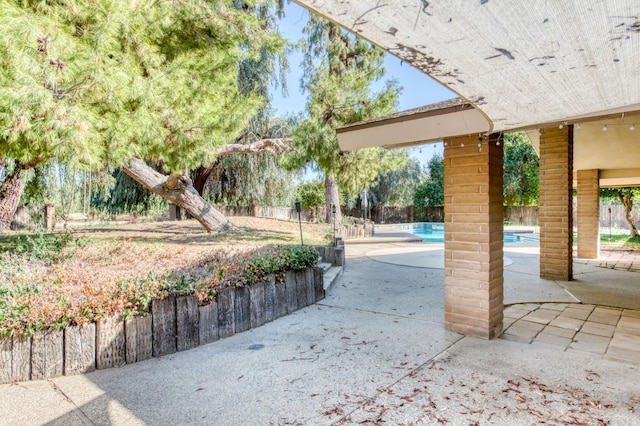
[{"xmin": 0, "ymin": 266, "xmax": 324, "ymax": 384}]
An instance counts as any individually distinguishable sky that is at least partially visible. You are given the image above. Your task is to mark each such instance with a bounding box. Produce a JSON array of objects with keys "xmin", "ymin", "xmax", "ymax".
[{"xmin": 270, "ymin": 1, "xmax": 456, "ymax": 167}]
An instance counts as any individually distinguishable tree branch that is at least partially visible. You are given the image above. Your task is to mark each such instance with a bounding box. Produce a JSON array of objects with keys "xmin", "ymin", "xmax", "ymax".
[
  {"xmin": 121, "ymin": 158, "xmax": 234, "ymax": 232},
  {"xmin": 214, "ymin": 138, "xmax": 291, "ymax": 157}
]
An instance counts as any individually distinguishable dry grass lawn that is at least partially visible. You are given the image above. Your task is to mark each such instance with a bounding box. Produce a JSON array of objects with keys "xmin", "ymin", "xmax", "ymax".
[
  {"xmin": 62, "ymin": 216, "xmax": 333, "ymax": 281},
  {"xmin": 5, "ymin": 216, "xmax": 333, "ymax": 283}
]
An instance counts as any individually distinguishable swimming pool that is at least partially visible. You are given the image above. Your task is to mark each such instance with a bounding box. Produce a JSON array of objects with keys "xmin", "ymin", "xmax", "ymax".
[{"xmin": 388, "ymin": 223, "xmax": 536, "ymax": 243}]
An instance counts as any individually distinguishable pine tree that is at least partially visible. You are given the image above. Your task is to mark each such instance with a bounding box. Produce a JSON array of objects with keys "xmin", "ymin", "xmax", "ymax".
[
  {"xmin": 191, "ymin": 0, "xmax": 289, "ymax": 198},
  {"xmin": 284, "ymin": 14, "xmax": 403, "ymax": 223},
  {"xmin": 0, "ymin": 0, "xmax": 285, "ymax": 231}
]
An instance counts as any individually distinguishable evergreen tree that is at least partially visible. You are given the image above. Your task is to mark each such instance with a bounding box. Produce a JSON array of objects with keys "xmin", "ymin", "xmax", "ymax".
[
  {"xmin": 413, "ymin": 154, "xmax": 444, "ymax": 208},
  {"xmin": 284, "ymin": 14, "xmax": 403, "ymax": 223},
  {"xmin": 503, "ymin": 132, "xmax": 539, "ymax": 206},
  {"xmin": 190, "ymin": 0, "xmax": 289, "ymax": 198},
  {"xmin": 207, "ymin": 152, "xmax": 299, "ymax": 207},
  {"xmin": 194, "ymin": 117, "xmax": 294, "ymax": 206},
  {"xmin": 0, "ymin": 0, "xmax": 285, "ymax": 231}
]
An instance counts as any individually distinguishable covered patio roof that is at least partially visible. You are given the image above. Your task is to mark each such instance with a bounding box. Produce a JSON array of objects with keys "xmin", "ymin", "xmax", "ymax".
[
  {"xmin": 336, "ymin": 98, "xmax": 488, "ymax": 150},
  {"xmin": 293, "ymin": 0, "xmax": 640, "ymax": 133}
]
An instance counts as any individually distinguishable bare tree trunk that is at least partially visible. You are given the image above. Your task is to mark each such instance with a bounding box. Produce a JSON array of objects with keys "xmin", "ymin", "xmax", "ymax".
[
  {"xmin": 618, "ymin": 189, "xmax": 639, "ymax": 238},
  {"xmin": 191, "ymin": 163, "xmax": 217, "ymax": 196},
  {"xmin": 0, "ymin": 169, "xmax": 24, "ymax": 232},
  {"xmin": 121, "ymin": 158, "xmax": 234, "ymax": 232},
  {"xmin": 324, "ymin": 174, "xmax": 342, "ymax": 224}
]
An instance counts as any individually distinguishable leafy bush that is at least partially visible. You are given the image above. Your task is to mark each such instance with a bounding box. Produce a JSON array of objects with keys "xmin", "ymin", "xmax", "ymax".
[
  {"xmin": 295, "ymin": 181, "xmax": 326, "ymax": 208},
  {"xmin": 12, "ymin": 229, "xmax": 76, "ymax": 264},
  {"xmin": 241, "ymin": 245, "xmax": 320, "ymax": 285},
  {"xmin": 163, "ymin": 245, "xmax": 320, "ymax": 305},
  {"xmin": 0, "ymin": 245, "xmax": 320, "ymax": 336}
]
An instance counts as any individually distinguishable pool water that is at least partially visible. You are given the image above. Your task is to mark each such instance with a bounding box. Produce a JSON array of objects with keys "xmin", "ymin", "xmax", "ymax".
[
  {"xmin": 413, "ymin": 230, "xmax": 522, "ymax": 243},
  {"xmin": 391, "ymin": 223, "xmax": 533, "ymax": 243}
]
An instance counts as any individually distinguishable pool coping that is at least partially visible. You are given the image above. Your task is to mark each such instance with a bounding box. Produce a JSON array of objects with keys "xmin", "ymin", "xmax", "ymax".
[{"xmin": 346, "ymin": 224, "xmax": 540, "ymax": 244}]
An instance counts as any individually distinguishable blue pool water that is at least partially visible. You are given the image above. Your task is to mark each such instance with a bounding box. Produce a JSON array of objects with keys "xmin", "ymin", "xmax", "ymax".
[{"xmin": 391, "ymin": 223, "xmax": 534, "ymax": 243}]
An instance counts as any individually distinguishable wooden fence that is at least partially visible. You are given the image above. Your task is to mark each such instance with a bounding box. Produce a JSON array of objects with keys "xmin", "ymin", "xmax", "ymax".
[
  {"xmin": 10, "ymin": 205, "xmax": 55, "ymax": 230},
  {"xmin": 362, "ymin": 206, "xmax": 539, "ymax": 225},
  {"xmin": 595, "ymin": 205, "xmax": 640, "ymax": 231},
  {"xmin": 504, "ymin": 206, "xmax": 539, "ymax": 226},
  {"xmin": 1, "ymin": 266, "xmax": 327, "ymax": 384},
  {"xmin": 346, "ymin": 206, "xmax": 444, "ymax": 224},
  {"xmin": 349, "ymin": 205, "xmax": 639, "ymax": 228},
  {"xmin": 214, "ymin": 205, "xmax": 326, "ymax": 223},
  {"xmin": 13, "ymin": 203, "xmax": 638, "ymax": 231},
  {"xmin": 214, "ymin": 205, "xmax": 375, "ymax": 239}
]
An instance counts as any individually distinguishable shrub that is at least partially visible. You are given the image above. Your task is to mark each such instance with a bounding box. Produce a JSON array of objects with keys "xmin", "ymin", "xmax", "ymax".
[
  {"xmin": 241, "ymin": 245, "xmax": 320, "ymax": 285},
  {"xmin": 295, "ymin": 181, "xmax": 326, "ymax": 208},
  {"xmin": 12, "ymin": 229, "xmax": 76, "ymax": 264}
]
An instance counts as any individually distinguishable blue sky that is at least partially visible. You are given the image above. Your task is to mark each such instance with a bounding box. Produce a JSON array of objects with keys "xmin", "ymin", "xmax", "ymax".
[{"xmin": 270, "ymin": 2, "xmax": 456, "ymax": 167}]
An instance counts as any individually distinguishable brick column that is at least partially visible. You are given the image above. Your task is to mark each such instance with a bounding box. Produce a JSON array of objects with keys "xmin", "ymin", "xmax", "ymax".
[
  {"xmin": 539, "ymin": 126, "xmax": 573, "ymax": 280},
  {"xmin": 444, "ymin": 134, "xmax": 503, "ymax": 339},
  {"xmin": 577, "ymin": 169, "xmax": 600, "ymax": 259}
]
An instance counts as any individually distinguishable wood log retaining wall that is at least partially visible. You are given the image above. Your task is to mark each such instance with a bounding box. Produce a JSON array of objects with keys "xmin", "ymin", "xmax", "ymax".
[
  {"xmin": 315, "ymin": 239, "xmax": 345, "ymax": 267},
  {"xmin": 0, "ymin": 267, "xmax": 324, "ymax": 384},
  {"xmin": 337, "ymin": 222, "xmax": 375, "ymax": 240}
]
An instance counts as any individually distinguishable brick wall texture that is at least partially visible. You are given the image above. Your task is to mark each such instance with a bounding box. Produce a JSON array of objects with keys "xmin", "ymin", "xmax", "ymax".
[
  {"xmin": 577, "ymin": 169, "xmax": 600, "ymax": 259},
  {"xmin": 539, "ymin": 126, "xmax": 573, "ymax": 280},
  {"xmin": 443, "ymin": 134, "xmax": 504, "ymax": 339}
]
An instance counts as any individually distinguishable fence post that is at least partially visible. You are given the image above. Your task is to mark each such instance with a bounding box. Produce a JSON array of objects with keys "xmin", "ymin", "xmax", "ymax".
[{"xmin": 45, "ymin": 204, "xmax": 55, "ymax": 230}]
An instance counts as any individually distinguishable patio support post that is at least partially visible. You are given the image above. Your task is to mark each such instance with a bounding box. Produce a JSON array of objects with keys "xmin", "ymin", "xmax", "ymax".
[
  {"xmin": 539, "ymin": 126, "xmax": 574, "ymax": 280},
  {"xmin": 577, "ymin": 169, "xmax": 600, "ymax": 259},
  {"xmin": 443, "ymin": 133, "xmax": 504, "ymax": 339}
]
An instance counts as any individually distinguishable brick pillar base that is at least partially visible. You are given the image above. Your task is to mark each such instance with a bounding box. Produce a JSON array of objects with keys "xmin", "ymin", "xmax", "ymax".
[
  {"xmin": 577, "ymin": 169, "xmax": 600, "ymax": 259},
  {"xmin": 444, "ymin": 134, "xmax": 503, "ymax": 339},
  {"xmin": 539, "ymin": 126, "xmax": 573, "ymax": 280}
]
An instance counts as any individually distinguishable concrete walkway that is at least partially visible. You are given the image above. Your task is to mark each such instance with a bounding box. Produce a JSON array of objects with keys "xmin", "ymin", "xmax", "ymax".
[{"xmin": 1, "ymin": 241, "xmax": 639, "ymax": 425}]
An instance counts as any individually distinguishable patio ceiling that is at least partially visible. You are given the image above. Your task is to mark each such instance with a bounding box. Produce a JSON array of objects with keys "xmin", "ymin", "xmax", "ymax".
[
  {"xmin": 527, "ymin": 111, "xmax": 640, "ymax": 188},
  {"xmin": 292, "ymin": 0, "xmax": 640, "ymax": 133}
]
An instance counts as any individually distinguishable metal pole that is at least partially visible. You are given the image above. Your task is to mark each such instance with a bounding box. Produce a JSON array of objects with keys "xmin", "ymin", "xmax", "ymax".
[
  {"xmin": 362, "ymin": 190, "xmax": 368, "ymax": 222},
  {"xmin": 332, "ymin": 203, "xmax": 336, "ymax": 246},
  {"xmin": 295, "ymin": 199, "xmax": 303, "ymax": 246},
  {"xmin": 609, "ymin": 207, "xmax": 612, "ymax": 241},
  {"xmin": 299, "ymin": 211, "xmax": 303, "ymax": 246}
]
